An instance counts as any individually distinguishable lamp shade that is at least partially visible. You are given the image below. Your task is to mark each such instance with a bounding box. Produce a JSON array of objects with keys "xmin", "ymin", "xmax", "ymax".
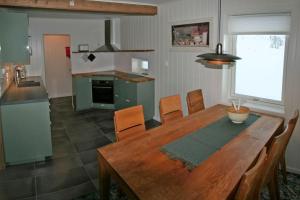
[{"xmin": 196, "ymin": 43, "xmax": 241, "ymax": 66}]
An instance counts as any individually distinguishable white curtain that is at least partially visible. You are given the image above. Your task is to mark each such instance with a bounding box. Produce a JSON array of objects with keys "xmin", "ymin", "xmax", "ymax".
[{"xmin": 228, "ymin": 13, "xmax": 291, "ymax": 34}]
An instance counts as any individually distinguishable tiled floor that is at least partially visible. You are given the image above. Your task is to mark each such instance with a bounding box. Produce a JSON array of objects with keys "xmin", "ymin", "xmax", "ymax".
[{"xmin": 0, "ymin": 97, "xmax": 160, "ymax": 200}]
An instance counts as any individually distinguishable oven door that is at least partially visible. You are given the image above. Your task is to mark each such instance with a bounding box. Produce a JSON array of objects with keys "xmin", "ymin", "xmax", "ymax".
[{"xmin": 92, "ymin": 80, "xmax": 114, "ymax": 104}]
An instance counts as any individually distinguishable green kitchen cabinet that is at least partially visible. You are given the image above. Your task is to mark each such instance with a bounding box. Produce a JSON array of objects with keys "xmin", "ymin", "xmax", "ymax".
[
  {"xmin": 114, "ymin": 78, "xmax": 154, "ymax": 121},
  {"xmin": 0, "ymin": 11, "xmax": 29, "ymax": 64},
  {"xmin": 1, "ymin": 101, "xmax": 52, "ymax": 165},
  {"xmin": 0, "ymin": 24, "xmax": 2, "ymax": 64},
  {"xmin": 114, "ymin": 79, "xmax": 137, "ymax": 109},
  {"xmin": 114, "ymin": 78, "xmax": 122, "ymax": 110},
  {"xmin": 73, "ymin": 77, "xmax": 92, "ymax": 111},
  {"xmin": 73, "ymin": 75, "xmax": 155, "ymax": 120}
]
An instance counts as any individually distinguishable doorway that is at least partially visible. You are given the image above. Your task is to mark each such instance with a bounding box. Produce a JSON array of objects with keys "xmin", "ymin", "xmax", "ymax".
[{"xmin": 43, "ymin": 34, "xmax": 72, "ymax": 98}]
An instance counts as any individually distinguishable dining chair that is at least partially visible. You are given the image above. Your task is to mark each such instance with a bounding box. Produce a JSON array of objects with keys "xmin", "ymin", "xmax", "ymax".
[
  {"xmin": 159, "ymin": 95, "xmax": 183, "ymax": 124},
  {"xmin": 235, "ymin": 147, "xmax": 267, "ymax": 200},
  {"xmin": 262, "ymin": 110, "xmax": 299, "ymax": 200},
  {"xmin": 280, "ymin": 110, "xmax": 299, "ymax": 183},
  {"xmin": 186, "ymin": 89, "xmax": 205, "ymax": 115},
  {"xmin": 114, "ymin": 105, "xmax": 146, "ymax": 141}
]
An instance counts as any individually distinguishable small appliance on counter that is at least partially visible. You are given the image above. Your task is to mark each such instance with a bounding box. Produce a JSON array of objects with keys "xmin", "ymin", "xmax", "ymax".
[{"xmin": 14, "ymin": 65, "xmax": 27, "ymax": 84}]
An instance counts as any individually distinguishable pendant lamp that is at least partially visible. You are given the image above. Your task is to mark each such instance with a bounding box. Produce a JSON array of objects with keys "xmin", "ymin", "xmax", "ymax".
[{"xmin": 196, "ymin": 0, "xmax": 241, "ymax": 67}]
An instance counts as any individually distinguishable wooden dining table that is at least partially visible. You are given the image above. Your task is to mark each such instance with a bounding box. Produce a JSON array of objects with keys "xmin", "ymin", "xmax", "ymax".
[{"xmin": 97, "ymin": 104, "xmax": 283, "ymax": 200}]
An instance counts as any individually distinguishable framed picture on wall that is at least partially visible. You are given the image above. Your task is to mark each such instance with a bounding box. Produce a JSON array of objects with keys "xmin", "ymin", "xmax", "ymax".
[{"xmin": 170, "ymin": 18, "xmax": 212, "ymax": 51}]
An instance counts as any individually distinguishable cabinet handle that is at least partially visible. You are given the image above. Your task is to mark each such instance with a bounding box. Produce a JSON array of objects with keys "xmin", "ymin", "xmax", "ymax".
[
  {"xmin": 115, "ymin": 94, "xmax": 119, "ymax": 97},
  {"xmin": 125, "ymin": 99, "xmax": 130, "ymax": 103}
]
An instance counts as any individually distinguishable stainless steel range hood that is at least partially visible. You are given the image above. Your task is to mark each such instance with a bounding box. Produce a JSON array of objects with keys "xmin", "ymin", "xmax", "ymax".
[{"xmin": 94, "ymin": 20, "xmax": 120, "ymax": 52}]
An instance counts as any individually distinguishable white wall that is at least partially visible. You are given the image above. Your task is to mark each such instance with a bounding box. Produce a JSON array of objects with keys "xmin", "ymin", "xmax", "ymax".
[
  {"xmin": 118, "ymin": 0, "xmax": 300, "ymax": 173},
  {"xmin": 118, "ymin": 0, "xmax": 222, "ymax": 120},
  {"xmin": 27, "ymin": 17, "xmax": 116, "ymax": 83},
  {"xmin": 114, "ymin": 52, "xmax": 155, "ymax": 75}
]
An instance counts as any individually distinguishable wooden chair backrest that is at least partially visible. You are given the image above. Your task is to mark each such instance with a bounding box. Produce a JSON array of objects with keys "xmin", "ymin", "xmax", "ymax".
[
  {"xmin": 284, "ymin": 110, "xmax": 299, "ymax": 147},
  {"xmin": 159, "ymin": 95, "xmax": 183, "ymax": 124},
  {"xmin": 114, "ymin": 105, "xmax": 146, "ymax": 142},
  {"xmin": 263, "ymin": 110, "xmax": 299, "ymax": 184},
  {"xmin": 235, "ymin": 147, "xmax": 267, "ymax": 200},
  {"xmin": 186, "ymin": 89, "xmax": 205, "ymax": 115}
]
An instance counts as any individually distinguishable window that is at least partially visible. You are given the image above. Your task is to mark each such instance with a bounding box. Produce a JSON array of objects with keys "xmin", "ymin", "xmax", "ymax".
[
  {"xmin": 132, "ymin": 58, "xmax": 149, "ymax": 75},
  {"xmin": 228, "ymin": 14, "xmax": 291, "ymax": 105},
  {"xmin": 233, "ymin": 35, "xmax": 287, "ymax": 103}
]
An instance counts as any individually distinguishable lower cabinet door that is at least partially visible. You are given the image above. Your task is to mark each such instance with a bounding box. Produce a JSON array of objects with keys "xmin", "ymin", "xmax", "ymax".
[
  {"xmin": 122, "ymin": 98, "xmax": 137, "ymax": 109},
  {"xmin": 114, "ymin": 78, "xmax": 122, "ymax": 110},
  {"xmin": 75, "ymin": 77, "xmax": 92, "ymax": 111},
  {"xmin": 1, "ymin": 101, "xmax": 52, "ymax": 165}
]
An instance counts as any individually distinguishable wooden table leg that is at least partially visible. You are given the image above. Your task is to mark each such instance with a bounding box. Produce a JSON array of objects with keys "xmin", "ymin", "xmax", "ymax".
[{"xmin": 99, "ymin": 155, "xmax": 110, "ymax": 200}]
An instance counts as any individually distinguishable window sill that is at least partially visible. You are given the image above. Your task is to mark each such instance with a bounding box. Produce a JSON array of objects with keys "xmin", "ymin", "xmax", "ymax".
[{"xmin": 243, "ymin": 101, "xmax": 285, "ymax": 117}]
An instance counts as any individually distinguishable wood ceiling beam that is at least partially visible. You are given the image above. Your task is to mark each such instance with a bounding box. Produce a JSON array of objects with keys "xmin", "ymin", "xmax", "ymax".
[{"xmin": 0, "ymin": 0, "xmax": 157, "ymax": 15}]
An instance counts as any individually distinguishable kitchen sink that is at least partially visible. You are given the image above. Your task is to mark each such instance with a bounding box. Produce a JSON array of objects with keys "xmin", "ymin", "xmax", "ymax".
[{"xmin": 18, "ymin": 80, "xmax": 41, "ymax": 87}]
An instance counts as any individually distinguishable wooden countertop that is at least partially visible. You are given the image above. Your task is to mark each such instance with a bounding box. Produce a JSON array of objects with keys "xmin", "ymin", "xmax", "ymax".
[
  {"xmin": 72, "ymin": 70, "xmax": 154, "ymax": 83},
  {"xmin": 0, "ymin": 77, "xmax": 48, "ymax": 105}
]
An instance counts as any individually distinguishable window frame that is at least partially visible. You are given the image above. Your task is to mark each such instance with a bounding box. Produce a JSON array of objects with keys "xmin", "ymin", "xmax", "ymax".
[{"xmin": 229, "ymin": 33, "xmax": 289, "ymax": 106}]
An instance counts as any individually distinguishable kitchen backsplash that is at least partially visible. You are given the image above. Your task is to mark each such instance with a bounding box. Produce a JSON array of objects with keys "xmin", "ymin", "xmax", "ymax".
[
  {"xmin": 71, "ymin": 52, "xmax": 115, "ymax": 74},
  {"xmin": 0, "ymin": 65, "xmax": 14, "ymax": 97}
]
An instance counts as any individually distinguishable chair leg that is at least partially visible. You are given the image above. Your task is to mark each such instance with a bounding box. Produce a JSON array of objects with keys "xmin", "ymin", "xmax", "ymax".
[
  {"xmin": 280, "ymin": 155, "xmax": 287, "ymax": 184},
  {"xmin": 267, "ymin": 170, "xmax": 280, "ymax": 200}
]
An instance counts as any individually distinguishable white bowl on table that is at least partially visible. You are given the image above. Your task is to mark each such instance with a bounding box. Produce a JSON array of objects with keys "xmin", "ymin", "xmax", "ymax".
[{"xmin": 227, "ymin": 106, "xmax": 250, "ymax": 124}]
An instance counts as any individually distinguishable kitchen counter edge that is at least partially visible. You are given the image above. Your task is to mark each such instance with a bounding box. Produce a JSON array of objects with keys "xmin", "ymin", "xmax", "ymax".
[{"xmin": 72, "ymin": 70, "xmax": 155, "ymax": 83}]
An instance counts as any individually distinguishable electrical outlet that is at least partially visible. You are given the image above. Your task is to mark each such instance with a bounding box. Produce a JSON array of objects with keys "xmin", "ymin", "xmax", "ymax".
[{"xmin": 69, "ymin": 0, "xmax": 75, "ymax": 6}]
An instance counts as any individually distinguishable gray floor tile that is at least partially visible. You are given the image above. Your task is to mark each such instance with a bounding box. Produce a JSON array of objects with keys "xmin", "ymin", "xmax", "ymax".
[
  {"xmin": 96, "ymin": 119, "xmax": 115, "ymax": 134},
  {"xmin": 51, "ymin": 129, "xmax": 67, "ymax": 139},
  {"xmin": 66, "ymin": 124, "xmax": 100, "ymax": 135},
  {"xmin": 67, "ymin": 129, "xmax": 104, "ymax": 144},
  {"xmin": 18, "ymin": 196, "xmax": 36, "ymax": 200},
  {"xmin": 52, "ymin": 136, "xmax": 77, "ymax": 159},
  {"xmin": 36, "ymin": 167, "xmax": 90, "ymax": 195},
  {"xmin": 91, "ymin": 179, "xmax": 99, "ymax": 191},
  {"xmin": 104, "ymin": 132, "xmax": 116, "ymax": 142},
  {"xmin": 74, "ymin": 136, "xmax": 112, "ymax": 152},
  {"xmin": 0, "ymin": 163, "xmax": 35, "ymax": 181},
  {"xmin": 51, "ymin": 121, "xmax": 65, "ymax": 130},
  {"xmin": 83, "ymin": 162, "xmax": 98, "ymax": 180},
  {"xmin": 0, "ymin": 177, "xmax": 36, "ymax": 199},
  {"xmin": 79, "ymin": 149, "xmax": 98, "ymax": 165},
  {"xmin": 34, "ymin": 155, "xmax": 83, "ymax": 176},
  {"xmin": 37, "ymin": 181, "xmax": 96, "ymax": 200}
]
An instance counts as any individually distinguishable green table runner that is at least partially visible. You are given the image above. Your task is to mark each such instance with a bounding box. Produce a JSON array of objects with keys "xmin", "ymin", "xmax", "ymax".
[{"xmin": 161, "ymin": 114, "xmax": 260, "ymax": 170}]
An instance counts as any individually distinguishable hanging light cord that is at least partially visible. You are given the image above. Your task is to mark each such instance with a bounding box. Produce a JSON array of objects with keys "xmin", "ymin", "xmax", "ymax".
[
  {"xmin": 215, "ymin": 0, "xmax": 223, "ymax": 54},
  {"xmin": 217, "ymin": 0, "xmax": 221, "ymax": 44}
]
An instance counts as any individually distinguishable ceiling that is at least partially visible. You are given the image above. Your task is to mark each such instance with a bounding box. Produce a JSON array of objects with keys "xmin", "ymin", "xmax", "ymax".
[{"xmin": 1, "ymin": 0, "xmax": 179, "ymax": 19}]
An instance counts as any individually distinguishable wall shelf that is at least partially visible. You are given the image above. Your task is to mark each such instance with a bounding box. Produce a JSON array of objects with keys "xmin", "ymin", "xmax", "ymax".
[{"xmin": 72, "ymin": 49, "xmax": 155, "ymax": 53}]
